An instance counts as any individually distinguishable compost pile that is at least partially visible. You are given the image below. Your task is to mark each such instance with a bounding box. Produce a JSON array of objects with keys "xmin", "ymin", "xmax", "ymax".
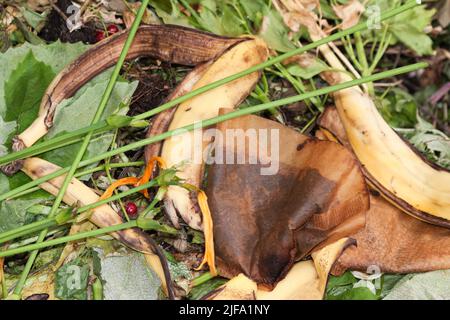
[{"xmin": 0, "ymin": 0, "xmax": 449, "ymax": 300}]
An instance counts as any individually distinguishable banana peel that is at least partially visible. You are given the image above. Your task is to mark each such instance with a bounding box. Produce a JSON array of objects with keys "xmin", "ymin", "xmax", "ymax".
[
  {"xmin": 1, "ymin": 25, "xmax": 253, "ymax": 299},
  {"xmin": 205, "ymin": 112, "xmax": 368, "ymax": 288},
  {"xmin": 317, "ymin": 41, "xmax": 450, "ymax": 227},
  {"xmin": 21, "ymin": 157, "xmax": 175, "ymax": 299},
  {"xmin": 1, "ymin": 24, "xmax": 244, "ymax": 176},
  {"xmin": 153, "ymin": 38, "xmax": 269, "ymax": 231},
  {"xmin": 207, "ymin": 238, "xmax": 353, "ymax": 300},
  {"xmin": 274, "ymin": 4, "xmax": 450, "ymax": 227},
  {"xmin": 319, "ymin": 107, "xmax": 450, "ymax": 275},
  {"xmin": 333, "ymin": 194, "xmax": 450, "ymax": 275}
]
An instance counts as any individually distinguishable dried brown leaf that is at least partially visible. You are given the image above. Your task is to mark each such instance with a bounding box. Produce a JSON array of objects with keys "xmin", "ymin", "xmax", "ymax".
[{"xmin": 332, "ymin": 0, "xmax": 365, "ymax": 30}]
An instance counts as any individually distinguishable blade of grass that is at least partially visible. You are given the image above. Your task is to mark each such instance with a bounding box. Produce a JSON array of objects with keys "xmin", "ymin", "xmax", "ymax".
[{"xmin": 0, "ymin": 0, "xmax": 421, "ymax": 166}]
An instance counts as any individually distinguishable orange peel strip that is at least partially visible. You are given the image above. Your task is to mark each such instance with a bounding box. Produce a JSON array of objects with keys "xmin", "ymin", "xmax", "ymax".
[
  {"xmin": 99, "ymin": 157, "xmax": 167, "ymax": 201},
  {"xmin": 136, "ymin": 157, "xmax": 167, "ymax": 198},
  {"xmin": 195, "ymin": 190, "xmax": 218, "ymax": 276},
  {"xmin": 99, "ymin": 177, "xmax": 140, "ymax": 201}
]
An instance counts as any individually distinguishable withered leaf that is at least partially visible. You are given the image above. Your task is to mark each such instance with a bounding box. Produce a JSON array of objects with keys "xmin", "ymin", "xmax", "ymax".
[{"xmin": 332, "ymin": 0, "xmax": 365, "ymax": 30}]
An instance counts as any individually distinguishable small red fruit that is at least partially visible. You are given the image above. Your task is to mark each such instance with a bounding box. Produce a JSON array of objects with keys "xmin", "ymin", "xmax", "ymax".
[
  {"xmin": 95, "ymin": 30, "xmax": 106, "ymax": 42},
  {"xmin": 125, "ymin": 202, "xmax": 138, "ymax": 218},
  {"xmin": 107, "ymin": 24, "xmax": 119, "ymax": 35}
]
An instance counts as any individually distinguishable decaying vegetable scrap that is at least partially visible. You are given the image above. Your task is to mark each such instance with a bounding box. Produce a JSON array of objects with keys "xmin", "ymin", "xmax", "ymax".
[
  {"xmin": 318, "ymin": 107, "xmax": 450, "ymax": 275},
  {"xmin": 333, "ymin": 194, "xmax": 450, "ymax": 275},
  {"xmin": 204, "ymin": 111, "xmax": 368, "ymax": 288}
]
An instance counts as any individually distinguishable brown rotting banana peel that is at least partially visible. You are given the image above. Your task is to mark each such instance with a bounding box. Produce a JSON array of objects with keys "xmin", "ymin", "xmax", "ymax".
[{"xmin": 1, "ymin": 24, "xmax": 244, "ymax": 176}]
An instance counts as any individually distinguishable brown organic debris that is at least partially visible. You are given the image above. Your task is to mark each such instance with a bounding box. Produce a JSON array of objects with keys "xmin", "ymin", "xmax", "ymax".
[{"xmin": 205, "ymin": 112, "xmax": 368, "ymax": 288}]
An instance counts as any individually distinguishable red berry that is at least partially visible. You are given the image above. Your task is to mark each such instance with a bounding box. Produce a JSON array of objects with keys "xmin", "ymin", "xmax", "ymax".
[
  {"xmin": 95, "ymin": 30, "xmax": 105, "ymax": 42},
  {"xmin": 107, "ymin": 24, "xmax": 119, "ymax": 35},
  {"xmin": 125, "ymin": 202, "xmax": 138, "ymax": 218}
]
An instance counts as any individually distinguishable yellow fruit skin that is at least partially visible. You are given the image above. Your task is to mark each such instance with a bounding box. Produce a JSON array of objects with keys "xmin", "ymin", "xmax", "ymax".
[
  {"xmin": 318, "ymin": 42, "xmax": 450, "ymax": 226},
  {"xmin": 161, "ymin": 38, "xmax": 269, "ymax": 231}
]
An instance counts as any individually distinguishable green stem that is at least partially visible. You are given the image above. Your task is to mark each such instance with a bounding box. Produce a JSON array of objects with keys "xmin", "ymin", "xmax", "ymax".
[
  {"xmin": 191, "ymin": 272, "xmax": 215, "ymax": 287},
  {"xmin": 368, "ymin": 31, "xmax": 392, "ymax": 75},
  {"xmin": 0, "ymin": 220, "xmax": 56, "ymax": 244},
  {"xmin": 12, "ymin": 0, "xmax": 150, "ymax": 297},
  {"xmin": 0, "ymin": 0, "xmax": 420, "ymax": 166},
  {"xmin": 105, "ymin": 130, "xmax": 129, "ymax": 221},
  {"xmin": 0, "ymin": 221, "xmax": 137, "ymax": 258},
  {"xmin": 0, "ymin": 63, "xmax": 427, "ymax": 203}
]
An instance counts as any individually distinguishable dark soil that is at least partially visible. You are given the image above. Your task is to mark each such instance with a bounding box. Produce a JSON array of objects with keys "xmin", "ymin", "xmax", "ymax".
[{"xmin": 38, "ymin": 0, "xmax": 97, "ymax": 44}]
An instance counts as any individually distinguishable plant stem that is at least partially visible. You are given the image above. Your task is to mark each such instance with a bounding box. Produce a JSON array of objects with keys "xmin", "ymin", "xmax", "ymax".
[
  {"xmin": 0, "ymin": 0, "xmax": 421, "ymax": 166},
  {"xmin": 191, "ymin": 272, "xmax": 215, "ymax": 287},
  {"xmin": 0, "ymin": 221, "xmax": 137, "ymax": 258},
  {"xmin": 12, "ymin": 0, "xmax": 150, "ymax": 297},
  {"xmin": 0, "ymin": 63, "xmax": 428, "ymax": 203}
]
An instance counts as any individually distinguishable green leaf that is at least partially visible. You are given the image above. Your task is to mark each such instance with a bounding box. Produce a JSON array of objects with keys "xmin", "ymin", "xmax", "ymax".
[
  {"xmin": 4, "ymin": 51, "xmax": 55, "ymax": 134},
  {"xmin": 220, "ymin": 4, "xmax": 247, "ymax": 36},
  {"xmin": 106, "ymin": 114, "xmax": 133, "ymax": 128},
  {"xmin": 379, "ymin": 274, "xmax": 404, "ymax": 299},
  {"xmin": 286, "ymin": 58, "xmax": 330, "ymax": 79},
  {"xmin": 21, "ymin": 7, "xmax": 48, "ymax": 31},
  {"xmin": 384, "ymin": 270, "xmax": 450, "ymax": 300},
  {"xmin": 0, "ymin": 199, "xmax": 42, "ymax": 233},
  {"xmin": 149, "ymin": 0, "xmax": 191, "ymax": 26},
  {"xmin": 378, "ymin": 88, "xmax": 417, "ymax": 128},
  {"xmin": 328, "ymin": 286, "xmax": 379, "ymax": 300},
  {"xmin": 390, "ymin": 6, "xmax": 435, "ymax": 56},
  {"xmin": 98, "ymin": 251, "xmax": 162, "ymax": 300},
  {"xmin": 188, "ymin": 277, "xmax": 227, "ymax": 300},
  {"xmin": 405, "ymin": 117, "xmax": 450, "ymax": 169},
  {"xmin": 41, "ymin": 75, "xmax": 138, "ymax": 175},
  {"xmin": 257, "ymin": 7, "xmax": 295, "ymax": 52},
  {"xmin": 327, "ymin": 271, "xmax": 357, "ymax": 289},
  {"xmin": 0, "ymin": 41, "xmax": 89, "ymax": 114},
  {"xmin": 55, "ymin": 259, "xmax": 90, "ymax": 300},
  {"xmin": 239, "ymin": 0, "xmax": 266, "ymax": 24}
]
